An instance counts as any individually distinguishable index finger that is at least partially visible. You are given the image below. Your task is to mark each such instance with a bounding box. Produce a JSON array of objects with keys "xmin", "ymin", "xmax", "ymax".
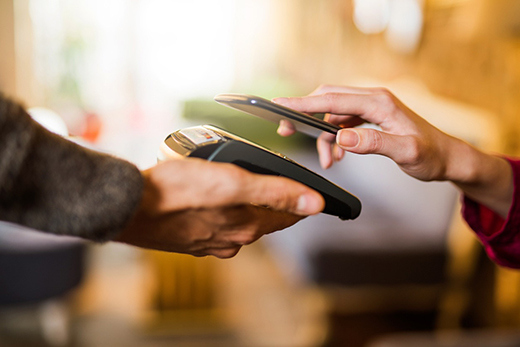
[
  {"xmin": 274, "ymin": 92, "xmax": 397, "ymax": 127},
  {"xmin": 310, "ymin": 85, "xmax": 387, "ymax": 96}
]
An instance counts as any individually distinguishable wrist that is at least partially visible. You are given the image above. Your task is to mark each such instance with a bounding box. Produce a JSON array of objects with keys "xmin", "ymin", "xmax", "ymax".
[
  {"xmin": 444, "ymin": 138, "xmax": 513, "ymax": 217},
  {"xmin": 443, "ymin": 137, "xmax": 484, "ymax": 185},
  {"xmin": 446, "ymin": 140, "xmax": 509, "ymax": 188}
]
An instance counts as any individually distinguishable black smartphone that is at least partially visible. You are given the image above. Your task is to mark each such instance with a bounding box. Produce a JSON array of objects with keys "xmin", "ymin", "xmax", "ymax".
[{"xmin": 214, "ymin": 93, "xmax": 341, "ymax": 138}]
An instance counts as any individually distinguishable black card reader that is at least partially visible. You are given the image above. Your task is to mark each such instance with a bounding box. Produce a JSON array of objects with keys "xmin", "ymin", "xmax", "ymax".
[{"xmin": 159, "ymin": 125, "xmax": 361, "ymax": 220}]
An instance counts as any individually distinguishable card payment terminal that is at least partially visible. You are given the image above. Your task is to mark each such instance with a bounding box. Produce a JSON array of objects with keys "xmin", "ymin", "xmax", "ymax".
[{"xmin": 159, "ymin": 125, "xmax": 361, "ymax": 220}]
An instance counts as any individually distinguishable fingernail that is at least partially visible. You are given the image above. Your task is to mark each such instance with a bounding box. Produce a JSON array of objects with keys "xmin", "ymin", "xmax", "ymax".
[
  {"xmin": 337, "ymin": 146, "xmax": 345, "ymax": 160},
  {"xmin": 297, "ymin": 194, "xmax": 324, "ymax": 215},
  {"xmin": 338, "ymin": 130, "xmax": 359, "ymax": 148},
  {"xmin": 333, "ymin": 145, "xmax": 342, "ymax": 161},
  {"xmin": 272, "ymin": 97, "xmax": 287, "ymax": 104},
  {"xmin": 276, "ymin": 124, "xmax": 289, "ymax": 135}
]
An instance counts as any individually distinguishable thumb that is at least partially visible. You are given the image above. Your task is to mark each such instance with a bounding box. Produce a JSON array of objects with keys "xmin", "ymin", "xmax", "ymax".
[
  {"xmin": 337, "ymin": 128, "xmax": 415, "ymax": 164},
  {"xmin": 242, "ymin": 174, "xmax": 325, "ymax": 216}
]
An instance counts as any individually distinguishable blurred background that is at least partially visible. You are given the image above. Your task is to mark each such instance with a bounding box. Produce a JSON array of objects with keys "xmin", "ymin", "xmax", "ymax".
[{"xmin": 2, "ymin": 0, "xmax": 520, "ymax": 346}]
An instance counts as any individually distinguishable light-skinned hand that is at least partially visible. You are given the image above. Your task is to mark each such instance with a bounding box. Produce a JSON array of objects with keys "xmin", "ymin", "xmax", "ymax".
[{"xmin": 274, "ymin": 85, "xmax": 513, "ymax": 217}]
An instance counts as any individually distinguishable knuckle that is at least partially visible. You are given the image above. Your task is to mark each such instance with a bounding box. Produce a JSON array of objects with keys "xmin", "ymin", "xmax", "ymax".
[
  {"xmin": 196, "ymin": 230, "xmax": 214, "ymax": 243},
  {"xmin": 374, "ymin": 87, "xmax": 392, "ymax": 95},
  {"xmin": 225, "ymin": 165, "xmax": 247, "ymax": 184},
  {"xmin": 233, "ymin": 234, "xmax": 257, "ymax": 246},
  {"xmin": 402, "ymin": 136, "xmax": 423, "ymax": 165},
  {"xmin": 267, "ymin": 186, "xmax": 294, "ymax": 211},
  {"xmin": 217, "ymin": 166, "xmax": 247, "ymax": 201},
  {"xmin": 323, "ymin": 93, "xmax": 343, "ymax": 112},
  {"xmin": 323, "ymin": 92, "xmax": 339, "ymax": 102},
  {"xmin": 248, "ymin": 179, "xmax": 296, "ymax": 212},
  {"xmin": 375, "ymin": 89, "xmax": 398, "ymax": 112},
  {"xmin": 363, "ymin": 130, "xmax": 384, "ymax": 153}
]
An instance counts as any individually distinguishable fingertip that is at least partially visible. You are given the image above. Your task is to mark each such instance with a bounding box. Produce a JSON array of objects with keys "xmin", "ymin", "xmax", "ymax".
[
  {"xmin": 296, "ymin": 192, "xmax": 325, "ymax": 215},
  {"xmin": 317, "ymin": 137, "xmax": 334, "ymax": 169},
  {"xmin": 272, "ymin": 97, "xmax": 287, "ymax": 105},
  {"xmin": 333, "ymin": 144, "xmax": 344, "ymax": 162},
  {"xmin": 277, "ymin": 119, "xmax": 296, "ymax": 136},
  {"xmin": 319, "ymin": 155, "xmax": 332, "ymax": 170},
  {"xmin": 338, "ymin": 147, "xmax": 345, "ymax": 161}
]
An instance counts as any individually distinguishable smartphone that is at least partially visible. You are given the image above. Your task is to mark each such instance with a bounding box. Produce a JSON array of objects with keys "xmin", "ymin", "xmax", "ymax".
[{"xmin": 214, "ymin": 93, "xmax": 341, "ymax": 138}]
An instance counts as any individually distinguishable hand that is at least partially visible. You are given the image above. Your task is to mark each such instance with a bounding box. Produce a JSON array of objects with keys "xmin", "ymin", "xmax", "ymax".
[
  {"xmin": 115, "ymin": 158, "xmax": 324, "ymax": 258},
  {"xmin": 274, "ymin": 85, "xmax": 513, "ymax": 217},
  {"xmin": 276, "ymin": 85, "xmax": 364, "ymax": 170},
  {"xmin": 275, "ymin": 85, "xmax": 457, "ymax": 180}
]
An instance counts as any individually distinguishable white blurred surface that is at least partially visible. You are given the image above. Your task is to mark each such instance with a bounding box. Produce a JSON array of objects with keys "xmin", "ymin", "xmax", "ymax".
[{"xmin": 28, "ymin": 107, "xmax": 69, "ymax": 136}]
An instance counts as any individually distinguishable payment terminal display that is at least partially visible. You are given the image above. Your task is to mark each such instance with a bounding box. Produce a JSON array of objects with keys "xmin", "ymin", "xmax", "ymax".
[{"xmin": 160, "ymin": 125, "xmax": 361, "ymax": 220}]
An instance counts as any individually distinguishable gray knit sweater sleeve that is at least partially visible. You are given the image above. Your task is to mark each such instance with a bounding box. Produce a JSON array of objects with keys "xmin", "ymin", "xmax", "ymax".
[{"xmin": 0, "ymin": 95, "xmax": 144, "ymax": 242}]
